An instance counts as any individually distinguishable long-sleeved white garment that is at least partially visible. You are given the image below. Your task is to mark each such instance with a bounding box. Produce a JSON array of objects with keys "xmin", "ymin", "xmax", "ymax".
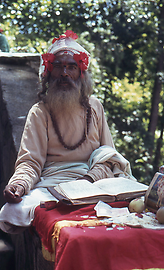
[
  {"xmin": 8, "ymin": 96, "xmax": 115, "ymax": 193},
  {"xmin": 0, "ymin": 96, "xmax": 135, "ymax": 233}
]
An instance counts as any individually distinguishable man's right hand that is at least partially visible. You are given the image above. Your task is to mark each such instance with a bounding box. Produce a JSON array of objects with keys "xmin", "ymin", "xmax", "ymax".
[{"xmin": 3, "ymin": 184, "xmax": 25, "ymax": 203}]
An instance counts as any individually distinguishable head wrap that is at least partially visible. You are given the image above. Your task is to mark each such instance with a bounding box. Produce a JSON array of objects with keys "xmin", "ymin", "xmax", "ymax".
[{"xmin": 39, "ymin": 30, "xmax": 90, "ymax": 78}]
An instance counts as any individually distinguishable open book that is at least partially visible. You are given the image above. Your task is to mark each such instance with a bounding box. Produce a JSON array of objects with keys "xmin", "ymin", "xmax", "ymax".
[{"xmin": 48, "ymin": 177, "xmax": 148, "ymax": 205}]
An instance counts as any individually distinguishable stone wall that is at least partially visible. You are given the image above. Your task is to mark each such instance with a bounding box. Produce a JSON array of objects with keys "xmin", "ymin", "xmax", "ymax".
[
  {"xmin": 0, "ymin": 81, "xmax": 17, "ymax": 207},
  {"xmin": 0, "ymin": 53, "xmax": 41, "ymax": 207},
  {"xmin": 0, "ymin": 53, "xmax": 55, "ymax": 270}
]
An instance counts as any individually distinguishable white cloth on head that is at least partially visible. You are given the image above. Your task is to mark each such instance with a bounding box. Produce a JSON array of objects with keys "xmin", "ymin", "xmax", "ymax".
[
  {"xmin": 39, "ymin": 36, "xmax": 90, "ymax": 78},
  {"xmin": 48, "ymin": 36, "xmax": 90, "ymax": 58}
]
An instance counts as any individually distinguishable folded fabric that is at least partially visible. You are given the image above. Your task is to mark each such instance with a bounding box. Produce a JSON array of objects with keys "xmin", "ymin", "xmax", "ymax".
[{"xmin": 89, "ymin": 145, "xmax": 136, "ymax": 181}]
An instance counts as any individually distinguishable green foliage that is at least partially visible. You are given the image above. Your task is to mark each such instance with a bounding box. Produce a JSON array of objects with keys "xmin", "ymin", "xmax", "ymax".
[{"xmin": 1, "ymin": 0, "xmax": 164, "ymax": 184}]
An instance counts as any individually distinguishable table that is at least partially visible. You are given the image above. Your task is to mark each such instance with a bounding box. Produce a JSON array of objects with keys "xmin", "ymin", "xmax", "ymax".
[{"xmin": 33, "ymin": 201, "xmax": 164, "ymax": 270}]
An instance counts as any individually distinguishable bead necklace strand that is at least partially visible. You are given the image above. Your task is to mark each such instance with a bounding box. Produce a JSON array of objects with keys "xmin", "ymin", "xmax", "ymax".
[{"xmin": 50, "ymin": 104, "xmax": 91, "ymax": 150}]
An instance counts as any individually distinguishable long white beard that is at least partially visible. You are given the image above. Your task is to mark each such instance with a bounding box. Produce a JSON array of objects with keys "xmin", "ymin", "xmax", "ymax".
[{"xmin": 45, "ymin": 77, "xmax": 82, "ymax": 115}]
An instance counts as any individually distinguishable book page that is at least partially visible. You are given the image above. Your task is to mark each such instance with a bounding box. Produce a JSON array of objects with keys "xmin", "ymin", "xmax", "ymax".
[
  {"xmin": 93, "ymin": 177, "xmax": 148, "ymax": 196},
  {"xmin": 54, "ymin": 185, "xmax": 68, "ymax": 197},
  {"xmin": 58, "ymin": 180, "xmax": 111, "ymax": 200}
]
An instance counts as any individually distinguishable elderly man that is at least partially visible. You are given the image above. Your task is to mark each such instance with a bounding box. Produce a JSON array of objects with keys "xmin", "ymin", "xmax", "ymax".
[{"xmin": 0, "ymin": 30, "xmax": 134, "ymax": 233}]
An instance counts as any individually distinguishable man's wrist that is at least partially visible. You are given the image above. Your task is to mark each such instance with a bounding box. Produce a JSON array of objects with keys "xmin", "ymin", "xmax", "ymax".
[
  {"xmin": 17, "ymin": 183, "xmax": 25, "ymax": 195},
  {"xmin": 9, "ymin": 180, "xmax": 27, "ymax": 195}
]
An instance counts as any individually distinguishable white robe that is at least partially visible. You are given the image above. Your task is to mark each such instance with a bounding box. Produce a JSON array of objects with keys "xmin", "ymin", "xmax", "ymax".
[{"xmin": 0, "ymin": 145, "xmax": 135, "ymax": 233}]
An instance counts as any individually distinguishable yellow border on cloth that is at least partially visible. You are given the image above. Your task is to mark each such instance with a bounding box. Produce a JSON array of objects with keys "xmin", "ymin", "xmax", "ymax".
[
  {"xmin": 42, "ymin": 219, "xmax": 164, "ymax": 269},
  {"xmin": 42, "ymin": 236, "xmax": 55, "ymax": 262},
  {"xmin": 42, "ymin": 218, "xmax": 111, "ymax": 262},
  {"xmin": 52, "ymin": 218, "xmax": 111, "ymax": 242}
]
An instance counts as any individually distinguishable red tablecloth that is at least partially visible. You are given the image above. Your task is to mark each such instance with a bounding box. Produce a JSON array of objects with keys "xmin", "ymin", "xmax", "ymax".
[{"xmin": 33, "ymin": 201, "xmax": 164, "ymax": 270}]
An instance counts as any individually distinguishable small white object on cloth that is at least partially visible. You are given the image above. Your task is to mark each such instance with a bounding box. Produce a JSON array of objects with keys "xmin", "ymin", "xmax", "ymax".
[
  {"xmin": 104, "ymin": 211, "xmax": 164, "ymax": 230},
  {"xmin": 94, "ymin": 201, "xmax": 129, "ymax": 218}
]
